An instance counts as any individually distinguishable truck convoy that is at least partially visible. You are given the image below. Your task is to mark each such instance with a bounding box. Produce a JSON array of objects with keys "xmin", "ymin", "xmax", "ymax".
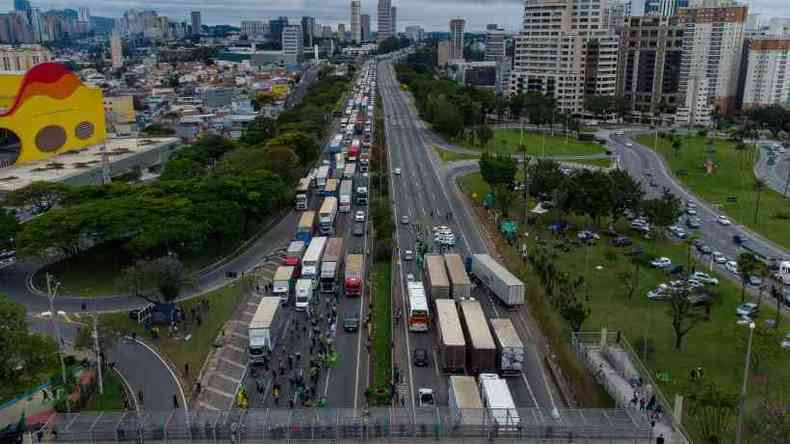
[
  {"xmin": 459, "ymin": 300, "xmax": 497, "ymax": 374},
  {"xmin": 301, "ymin": 236, "xmax": 327, "ymax": 279},
  {"xmin": 272, "ymin": 266, "xmax": 295, "ymax": 303},
  {"xmin": 296, "ymin": 211, "xmax": 315, "ymax": 244},
  {"xmin": 295, "ymin": 278, "xmax": 313, "ymax": 312},
  {"xmin": 425, "ymin": 254, "xmax": 451, "ymax": 300},
  {"xmin": 490, "ymin": 318, "xmax": 525, "ymax": 375},
  {"xmin": 467, "ymin": 254, "xmax": 525, "ymax": 307},
  {"xmin": 284, "ymin": 240, "xmax": 305, "ymax": 271},
  {"xmin": 320, "ymin": 237, "xmax": 344, "ymax": 294},
  {"xmin": 295, "ymin": 177, "xmax": 311, "ymax": 210},
  {"xmin": 448, "ymin": 375, "xmax": 485, "ymax": 426},
  {"xmin": 318, "ymin": 197, "xmax": 338, "ymax": 235},
  {"xmin": 248, "ymin": 297, "xmax": 286, "ymax": 364},
  {"xmin": 339, "ymin": 180, "xmax": 353, "ymax": 213},
  {"xmin": 344, "ymin": 254, "xmax": 364, "ymax": 297},
  {"xmin": 444, "ymin": 253, "xmax": 472, "ymax": 300},
  {"xmin": 435, "ymin": 299, "xmax": 466, "ymax": 372},
  {"xmin": 323, "ymin": 178, "xmax": 338, "ymax": 197},
  {"xmin": 478, "ymin": 373, "xmax": 520, "ymax": 429},
  {"xmin": 315, "ymin": 165, "xmax": 330, "ymax": 188}
]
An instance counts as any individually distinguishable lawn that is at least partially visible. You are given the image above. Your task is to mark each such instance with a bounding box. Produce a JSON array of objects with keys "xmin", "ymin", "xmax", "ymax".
[
  {"xmin": 636, "ymin": 134, "xmax": 790, "ymax": 251},
  {"xmin": 84, "ymin": 368, "xmax": 127, "ymax": 411},
  {"xmin": 566, "ymin": 157, "xmax": 613, "ymax": 169},
  {"xmin": 432, "ymin": 146, "xmax": 479, "ymax": 163},
  {"xmin": 465, "ymin": 129, "xmax": 607, "ymax": 158},
  {"xmin": 100, "ymin": 283, "xmax": 247, "ymax": 398},
  {"xmin": 370, "ymin": 261, "xmax": 392, "ymax": 389},
  {"xmin": 459, "ymin": 172, "xmax": 790, "ymax": 437}
]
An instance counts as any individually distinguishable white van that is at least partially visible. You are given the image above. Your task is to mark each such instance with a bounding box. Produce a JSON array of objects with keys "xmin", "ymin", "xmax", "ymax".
[{"xmin": 295, "ymin": 278, "xmax": 313, "ymax": 312}]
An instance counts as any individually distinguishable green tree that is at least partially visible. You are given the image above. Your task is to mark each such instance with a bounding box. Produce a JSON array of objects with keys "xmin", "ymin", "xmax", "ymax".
[
  {"xmin": 239, "ymin": 116, "xmax": 276, "ymax": 146},
  {"xmin": 142, "ymin": 124, "xmax": 175, "ymax": 136},
  {"xmin": 475, "ymin": 125, "xmax": 494, "ymax": 147},
  {"xmin": 642, "ymin": 189, "xmax": 682, "ymax": 242},
  {"xmin": 4, "ymin": 181, "xmax": 69, "ymax": 213},
  {"xmin": 666, "ymin": 286, "xmax": 705, "ymax": 350},
  {"xmin": 479, "ymin": 152, "xmax": 518, "ymax": 188},
  {"xmin": 687, "ymin": 382, "xmax": 737, "ymax": 444},
  {"xmin": 120, "ymin": 257, "xmax": 193, "ymax": 304},
  {"xmin": 608, "ymin": 169, "xmax": 644, "ymax": 225},
  {"xmin": 737, "ymin": 252, "xmax": 760, "ymax": 303},
  {"xmin": 746, "ymin": 389, "xmax": 790, "ymax": 443},
  {"xmin": 672, "ymin": 138, "xmax": 682, "ymax": 157},
  {"xmin": 753, "ymin": 179, "xmax": 765, "ymax": 225},
  {"xmin": 0, "ymin": 208, "xmax": 20, "ymax": 249},
  {"xmin": 738, "ymin": 324, "xmax": 782, "ymax": 375},
  {"xmin": 0, "ymin": 294, "xmax": 58, "ymax": 395},
  {"xmin": 492, "ymin": 184, "xmax": 516, "ymax": 217},
  {"xmin": 566, "ymin": 169, "xmax": 614, "ymax": 226}
]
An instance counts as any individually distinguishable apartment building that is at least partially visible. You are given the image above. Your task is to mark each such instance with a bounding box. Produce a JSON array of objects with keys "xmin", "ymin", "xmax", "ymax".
[
  {"xmin": 450, "ymin": 19, "xmax": 465, "ymax": 61},
  {"xmin": 241, "ymin": 20, "xmax": 267, "ymax": 37},
  {"xmin": 484, "ymin": 27, "xmax": 506, "ymax": 61},
  {"xmin": 742, "ymin": 37, "xmax": 790, "ymax": 109},
  {"xmin": 675, "ymin": 4, "xmax": 747, "ymax": 126},
  {"xmin": 438, "ymin": 40, "xmax": 450, "ymax": 67},
  {"xmin": 282, "ymin": 25, "xmax": 304, "ymax": 65},
  {"xmin": 377, "ymin": 0, "xmax": 392, "ymax": 43},
  {"xmin": 509, "ymin": 0, "xmax": 619, "ymax": 114},
  {"xmin": 0, "ymin": 44, "xmax": 51, "ymax": 72},
  {"xmin": 351, "ymin": 0, "xmax": 361, "ymax": 43},
  {"xmin": 617, "ymin": 16, "xmax": 684, "ymax": 120}
]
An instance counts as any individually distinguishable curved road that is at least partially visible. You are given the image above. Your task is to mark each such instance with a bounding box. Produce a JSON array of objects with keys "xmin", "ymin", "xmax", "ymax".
[{"xmin": 754, "ymin": 141, "xmax": 790, "ymax": 196}]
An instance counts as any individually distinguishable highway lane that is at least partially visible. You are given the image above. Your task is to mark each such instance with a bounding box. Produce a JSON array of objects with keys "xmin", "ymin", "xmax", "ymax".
[
  {"xmin": 378, "ymin": 57, "xmax": 558, "ymax": 410},
  {"xmin": 754, "ymin": 140, "xmax": 790, "ymax": 196}
]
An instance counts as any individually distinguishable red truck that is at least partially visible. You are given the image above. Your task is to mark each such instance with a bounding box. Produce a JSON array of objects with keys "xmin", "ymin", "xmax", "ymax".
[{"xmin": 344, "ymin": 254, "xmax": 364, "ymax": 297}]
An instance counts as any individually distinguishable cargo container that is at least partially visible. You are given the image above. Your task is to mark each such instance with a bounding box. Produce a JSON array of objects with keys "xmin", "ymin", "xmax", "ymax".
[
  {"xmin": 344, "ymin": 254, "xmax": 364, "ymax": 297},
  {"xmin": 323, "ymin": 178, "xmax": 338, "ymax": 197},
  {"xmin": 318, "ymin": 197, "xmax": 338, "ymax": 235},
  {"xmin": 284, "ymin": 240, "xmax": 306, "ymax": 269},
  {"xmin": 435, "ymin": 299, "xmax": 466, "ymax": 372},
  {"xmin": 468, "ymin": 254, "xmax": 525, "ymax": 307},
  {"xmin": 315, "ymin": 165, "xmax": 331, "ymax": 188},
  {"xmin": 444, "ymin": 253, "xmax": 472, "ymax": 300},
  {"xmin": 301, "ymin": 236, "xmax": 327, "ymax": 279},
  {"xmin": 295, "ymin": 211, "xmax": 315, "ymax": 244},
  {"xmin": 320, "ymin": 237, "xmax": 344, "ymax": 294},
  {"xmin": 425, "ymin": 254, "xmax": 450, "ymax": 300},
  {"xmin": 478, "ymin": 373, "xmax": 520, "ymax": 429},
  {"xmin": 490, "ymin": 318, "xmax": 525, "ymax": 375},
  {"xmin": 458, "ymin": 300, "xmax": 497, "ymax": 373},
  {"xmin": 448, "ymin": 375, "xmax": 485, "ymax": 426},
  {"xmin": 248, "ymin": 297, "xmax": 286, "ymax": 364}
]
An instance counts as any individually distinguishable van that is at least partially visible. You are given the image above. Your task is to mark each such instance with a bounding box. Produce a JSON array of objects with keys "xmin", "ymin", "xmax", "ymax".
[{"xmin": 295, "ymin": 278, "xmax": 313, "ymax": 312}]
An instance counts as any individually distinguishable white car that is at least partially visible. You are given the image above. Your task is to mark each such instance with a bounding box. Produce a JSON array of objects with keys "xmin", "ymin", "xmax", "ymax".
[
  {"xmin": 418, "ymin": 388, "xmax": 435, "ymax": 407},
  {"xmin": 717, "ymin": 215, "xmax": 731, "ymax": 226},
  {"xmin": 725, "ymin": 260, "xmax": 739, "ymax": 275},
  {"xmin": 615, "ymin": 131, "xmax": 625, "ymax": 136},
  {"xmin": 354, "ymin": 211, "xmax": 366, "ymax": 222},
  {"xmin": 712, "ymin": 252, "xmax": 727, "ymax": 264},
  {"xmin": 650, "ymin": 257, "xmax": 672, "ymax": 268},
  {"xmin": 394, "ymin": 168, "xmax": 402, "ymax": 175},
  {"xmin": 625, "ymin": 142, "xmax": 634, "ymax": 147},
  {"xmin": 781, "ymin": 333, "xmax": 790, "ymax": 349},
  {"xmin": 406, "ymin": 273, "xmax": 415, "ymax": 282},
  {"xmin": 403, "ymin": 249, "xmax": 414, "ymax": 261},
  {"xmin": 690, "ymin": 272, "xmax": 719, "ymax": 285}
]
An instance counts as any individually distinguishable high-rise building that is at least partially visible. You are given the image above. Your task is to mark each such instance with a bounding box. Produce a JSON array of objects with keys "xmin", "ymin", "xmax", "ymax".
[
  {"xmin": 438, "ymin": 40, "xmax": 450, "ymax": 67},
  {"xmin": 449, "ymin": 19, "xmax": 465, "ymax": 61},
  {"xmin": 29, "ymin": 8, "xmax": 43, "ymax": 42},
  {"xmin": 405, "ymin": 25, "xmax": 423, "ymax": 42},
  {"xmin": 338, "ymin": 23, "xmax": 347, "ymax": 42},
  {"xmin": 509, "ymin": 0, "xmax": 620, "ymax": 114},
  {"xmin": 241, "ymin": 21, "xmax": 266, "ymax": 37},
  {"xmin": 390, "ymin": 6, "xmax": 397, "ymax": 35},
  {"xmin": 484, "ymin": 26, "xmax": 505, "ymax": 62},
  {"xmin": 78, "ymin": 7, "xmax": 90, "ymax": 30},
  {"xmin": 110, "ymin": 31, "xmax": 123, "ymax": 69},
  {"xmin": 282, "ymin": 25, "xmax": 304, "ymax": 65},
  {"xmin": 301, "ymin": 16, "xmax": 315, "ymax": 47},
  {"xmin": 675, "ymin": 3, "xmax": 747, "ymax": 125},
  {"xmin": 361, "ymin": 14, "xmax": 371, "ymax": 42},
  {"xmin": 742, "ymin": 37, "xmax": 790, "ymax": 109},
  {"xmin": 190, "ymin": 11, "xmax": 201, "ymax": 35},
  {"xmin": 13, "ymin": 0, "xmax": 31, "ymax": 14},
  {"xmin": 0, "ymin": 44, "xmax": 51, "ymax": 72},
  {"xmin": 617, "ymin": 15, "xmax": 684, "ymax": 119},
  {"xmin": 486, "ymin": 24, "xmax": 499, "ymax": 31},
  {"xmin": 351, "ymin": 0, "xmax": 361, "ymax": 44},
  {"xmin": 377, "ymin": 0, "xmax": 392, "ymax": 43},
  {"xmin": 270, "ymin": 17, "xmax": 288, "ymax": 43}
]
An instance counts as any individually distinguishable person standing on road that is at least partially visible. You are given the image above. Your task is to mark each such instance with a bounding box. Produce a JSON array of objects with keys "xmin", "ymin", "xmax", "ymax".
[
  {"xmin": 173, "ymin": 394, "xmax": 179, "ymax": 409},
  {"xmin": 138, "ymin": 390, "xmax": 144, "ymax": 406}
]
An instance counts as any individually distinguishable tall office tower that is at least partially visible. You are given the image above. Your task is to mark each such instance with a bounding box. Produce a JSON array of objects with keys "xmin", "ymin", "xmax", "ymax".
[
  {"xmin": 742, "ymin": 37, "xmax": 790, "ymax": 109},
  {"xmin": 605, "ymin": 0, "xmax": 627, "ymax": 28},
  {"xmin": 390, "ymin": 7, "xmax": 397, "ymax": 35},
  {"xmin": 617, "ymin": 16, "xmax": 684, "ymax": 119},
  {"xmin": 675, "ymin": 3, "xmax": 746, "ymax": 125},
  {"xmin": 270, "ymin": 17, "xmax": 288, "ymax": 42},
  {"xmin": 484, "ymin": 26, "xmax": 505, "ymax": 61},
  {"xmin": 377, "ymin": 0, "xmax": 392, "ymax": 43},
  {"xmin": 449, "ymin": 19, "xmax": 465, "ymax": 61},
  {"xmin": 13, "ymin": 0, "xmax": 31, "ymax": 14},
  {"xmin": 351, "ymin": 1, "xmax": 361, "ymax": 43},
  {"xmin": 301, "ymin": 17, "xmax": 315, "ymax": 47},
  {"xmin": 110, "ymin": 31, "xmax": 123, "ymax": 69},
  {"xmin": 509, "ymin": 0, "xmax": 620, "ymax": 114},
  {"xmin": 190, "ymin": 11, "xmax": 201, "ymax": 35},
  {"xmin": 78, "ymin": 7, "xmax": 90, "ymax": 28},
  {"xmin": 241, "ymin": 21, "xmax": 266, "ymax": 37},
  {"xmin": 30, "ymin": 8, "xmax": 43, "ymax": 42},
  {"xmin": 338, "ymin": 23, "xmax": 347, "ymax": 42},
  {"xmin": 361, "ymin": 14, "xmax": 371, "ymax": 42},
  {"xmin": 282, "ymin": 25, "xmax": 304, "ymax": 64}
]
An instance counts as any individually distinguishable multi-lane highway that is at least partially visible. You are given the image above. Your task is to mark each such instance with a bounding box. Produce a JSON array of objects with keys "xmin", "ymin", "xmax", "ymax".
[{"xmin": 378, "ymin": 55, "xmax": 560, "ymax": 411}]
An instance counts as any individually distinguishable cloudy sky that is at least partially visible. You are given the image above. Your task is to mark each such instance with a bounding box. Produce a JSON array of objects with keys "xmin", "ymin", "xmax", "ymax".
[{"xmin": 2, "ymin": 0, "xmax": 789, "ymax": 31}]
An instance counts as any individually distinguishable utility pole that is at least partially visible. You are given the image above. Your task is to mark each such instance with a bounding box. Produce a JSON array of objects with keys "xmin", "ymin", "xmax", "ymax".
[
  {"xmin": 735, "ymin": 321, "xmax": 755, "ymax": 444},
  {"xmin": 93, "ymin": 314, "xmax": 104, "ymax": 394},
  {"xmin": 46, "ymin": 273, "xmax": 70, "ymax": 414},
  {"xmin": 784, "ymin": 163, "xmax": 790, "ymax": 198}
]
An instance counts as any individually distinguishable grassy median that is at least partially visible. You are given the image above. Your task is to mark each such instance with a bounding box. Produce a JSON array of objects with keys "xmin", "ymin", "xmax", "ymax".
[
  {"xmin": 370, "ymin": 262, "xmax": 392, "ymax": 389},
  {"xmin": 636, "ymin": 134, "xmax": 790, "ymax": 250},
  {"xmin": 466, "ymin": 129, "xmax": 606, "ymax": 157},
  {"xmin": 84, "ymin": 369, "xmax": 127, "ymax": 411}
]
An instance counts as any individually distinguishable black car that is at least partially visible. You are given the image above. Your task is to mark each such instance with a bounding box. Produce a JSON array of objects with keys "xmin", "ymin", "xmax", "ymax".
[
  {"xmin": 412, "ymin": 348, "xmax": 429, "ymax": 367},
  {"xmin": 343, "ymin": 312, "xmax": 360, "ymax": 332},
  {"xmin": 733, "ymin": 235, "xmax": 744, "ymax": 245},
  {"xmin": 353, "ymin": 223, "xmax": 364, "ymax": 237},
  {"xmin": 695, "ymin": 243, "xmax": 712, "ymax": 255},
  {"xmin": 612, "ymin": 236, "xmax": 632, "ymax": 247}
]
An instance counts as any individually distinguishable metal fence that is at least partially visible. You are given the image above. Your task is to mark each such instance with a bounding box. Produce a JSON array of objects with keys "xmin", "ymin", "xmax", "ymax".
[{"xmin": 38, "ymin": 407, "xmax": 653, "ymax": 443}]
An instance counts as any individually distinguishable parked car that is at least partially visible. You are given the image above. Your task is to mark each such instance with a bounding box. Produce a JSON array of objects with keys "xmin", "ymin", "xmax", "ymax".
[
  {"xmin": 712, "ymin": 251, "xmax": 727, "ymax": 264},
  {"xmin": 413, "ymin": 348, "xmax": 429, "ymax": 367},
  {"xmin": 690, "ymin": 272, "xmax": 719, "ymax": 285},
  {"xmin": 736, "ymin": 302, "xmax": 759, "ymax": 318},
  {"xmin": 695, "ymin": 243, "xmax": 712, "ymax": 255},
  {"xmin": 781, "ymin": 333, "xmax": 790, "ymax": 349},
  {"xmin": 577, "ymin": 230, "xmax": 600, "ymax": 241},
  {"xmin": 687, "ymin": 218, "xmax": 702, "ymax": 229},
  {"xmin": 747, "ymin": 275, "xmax": 763, "ymax": 287},
  {"xmin": 717, "ymin": 215, "xmax": 732, "ymax": 226},
  {"xmin": 725, "ymin": 260, "xmax": 739, "ymax": 275},
  {"xmin": 650, "ymin": 257, "xmax": 672, "ymax": 268},
  {"xmin": 406, "ymin": 273, "xmax": 415, "ymax": 283},
  {"xmin": 400, "ymin": 215, "xmax": 409, "ymax": 225},
  {"xmin": 612, "ymin": 236, "xmax": 633, "ymax": 247},
  {"xmin": 393, "ymin": 168, "xmax": 402, "ymax": 175}
]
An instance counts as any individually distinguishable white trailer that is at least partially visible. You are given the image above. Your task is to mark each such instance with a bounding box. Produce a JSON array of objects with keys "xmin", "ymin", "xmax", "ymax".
[
  {"xmin": 318, "ymin": 197, "xmax": 338, "ymax": 235},
  {"xmin": 448, "ymin": 375, "xmax": 485, "ymax": 426},
  {"xmin": 468, "ymin": 254, "xmax": 525, "ymax": 307},
  {"xmin": 478, "ymin": 373, "xmax": 520, "ymax": 429},
  {"xmin": 315, "ymin": 165, "xmax": 331, "ymax": 188},
  {"xmin": 248, "ymin": 297, "xmax": 285, "ymax": 363},
  {"xmin": 301, "ymin": 236, "xmax": 328, "ymax": 279},
  {"xmin": 272, "ymin": 266, "xmax": 295, "ymax": 303},
  {"xmin": 339, "ymin": 180, "xmax": 353, "ymax": 213},
  {"xmin": 490, "ymin": 318, "xmax": 525, "ymax": 375}
]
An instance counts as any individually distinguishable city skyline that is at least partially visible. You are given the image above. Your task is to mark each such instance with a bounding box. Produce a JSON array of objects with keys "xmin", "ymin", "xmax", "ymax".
[{"xmin": 5, "ymin": 0, "xmax": 785, "ymax": 32}]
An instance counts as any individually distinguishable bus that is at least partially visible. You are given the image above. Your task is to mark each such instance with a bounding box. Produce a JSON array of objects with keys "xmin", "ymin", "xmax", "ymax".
[
  {"xmin": 318, "ymin": 197, "xmax": 338, "ymax": 235},
  {"xmin": 407, "ymin": 281, "xmax": 429, "ymax": 332},
  {"xmin": 295, "ymin": 177, "xmax": 311, "ymax": 210},
  {"xmin": 320, "ymin": 237, "xmax": 344, "ymax": 294}
]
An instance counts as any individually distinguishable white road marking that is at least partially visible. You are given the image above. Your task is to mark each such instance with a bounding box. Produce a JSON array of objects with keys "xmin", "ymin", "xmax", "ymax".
[{"xmin": 520, "ymin": 372, "xmax": 539, "ymax": 407}]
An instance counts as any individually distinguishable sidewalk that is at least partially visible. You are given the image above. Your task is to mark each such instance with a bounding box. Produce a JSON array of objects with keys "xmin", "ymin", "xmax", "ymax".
[{"xmin": 0, "ymin": 387, "xmax": 56, "ymax": 429}]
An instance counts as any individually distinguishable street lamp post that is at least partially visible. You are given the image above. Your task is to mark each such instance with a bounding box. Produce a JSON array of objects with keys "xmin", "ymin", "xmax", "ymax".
[
  {"xmin": 46, "ymin": 273, "xmax": 70, "ymax": 414},
  {"xmin": 735, "ymin": 321, "xmax": 756, "ymax": 444},
  {"xmin": 92, "ymin": 314, "xmax": 104, "ymax": 395}
]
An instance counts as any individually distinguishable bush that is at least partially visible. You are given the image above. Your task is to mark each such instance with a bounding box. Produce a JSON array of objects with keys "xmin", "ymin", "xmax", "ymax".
[{"xmin": 603, "ymin": 249, "xmax": 619, "ymax": 262}]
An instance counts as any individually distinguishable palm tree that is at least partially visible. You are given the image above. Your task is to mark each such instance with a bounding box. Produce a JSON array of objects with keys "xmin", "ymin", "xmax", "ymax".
[
  {"xmin": 736, "ymin": 253, "xmax": 759, "ymax": 304},
  {"xmin": 672, "ymin": 138, "xmax": 682, "ymax": 158},
  {"xmin": 684, "ymin": 235, "xmax": 699, "ymax": 271},
  {"xmin": 753, "ymin": 179, "xmax": 766, "ymax": 225},
  {"xmin": 734, "ymin": 142, "xmax": 747, "ymax": 171}
]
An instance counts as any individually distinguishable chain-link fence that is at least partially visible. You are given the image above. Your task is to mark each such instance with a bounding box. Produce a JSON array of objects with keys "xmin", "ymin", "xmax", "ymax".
[{"xmin": 38, "ymin": 407, "xmax": 653, "ymax": 443}]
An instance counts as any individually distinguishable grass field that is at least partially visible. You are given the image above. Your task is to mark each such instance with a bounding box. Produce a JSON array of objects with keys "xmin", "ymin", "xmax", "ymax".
[
  {"xmin": 465, "ymin": 129, "xmax": 607, "ymax": 158},
  {"xmin": 459, "ymin": 172, "xmax": 790, "ymax": 433},
  {"xmin": 100, "ymin": 283, "xmax": 247, "ymax": 397},
  {"xmin": 84, "ymin": 369, "xmax": 126, "ymax": 411},
  {"xmin": 432, "ymin": 146, "xmax": 479, "ymax": 163},
  {"xmin": 636, "ymin": 134, "xmax": 790, "ymax": 250},
  {"xmin": 371, "ymin": 261, "xmax": 392, "ymax": 388}
]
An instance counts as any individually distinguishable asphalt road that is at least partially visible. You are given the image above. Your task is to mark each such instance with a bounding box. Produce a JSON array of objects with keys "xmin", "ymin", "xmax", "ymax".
[
  {"xmin": 754, "ymin": 140, "xmax": 790, "ymax": 196},
  {"xmin": 378, "ymin": 56, "xmax": 560, "ymax": 410}
]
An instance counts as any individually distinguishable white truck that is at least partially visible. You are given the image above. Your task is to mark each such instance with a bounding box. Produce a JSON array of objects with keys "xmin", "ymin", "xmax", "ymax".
[
  {"xmin": 272, "ymin": 266, "xmax": 295, "ymax": 303},
  {"xmin": 478, "ymin": 373, "xmax": 520, "ymax": 430},
  {"xmin": 318, "ymin": 197, "xmax": 338, "ymax": 235},
  {"xmin": 294, "ymin": 278, "xmax": 313, "ymax": 312},
  {"xmin": 468, "ymin": 254, "xmax": 525, "ymax": 307},
  {"xmin": 315, "ymin": 165, "xmax": 330, "ymax": 188},
  {"xmin": 448, "ymin": 375, "xmax": 485, "ymax": 426},
  {"xmin": 776, "ymin": 260, "xmax": 790, "ymax": 285},
  {"xmin": 490, "ymin": 318, "xmax": 525, "ymax": 375},
  {"xmin": 339, "ymin": 180, "xmax": 353, "ymax": 213},
  {"xmin": 248, "ymin": 297, "xmax": 285, "ymax": 364},
  {"xmin": 301, "ymin": 236, "xmax": 327, "ymax": 279}
]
